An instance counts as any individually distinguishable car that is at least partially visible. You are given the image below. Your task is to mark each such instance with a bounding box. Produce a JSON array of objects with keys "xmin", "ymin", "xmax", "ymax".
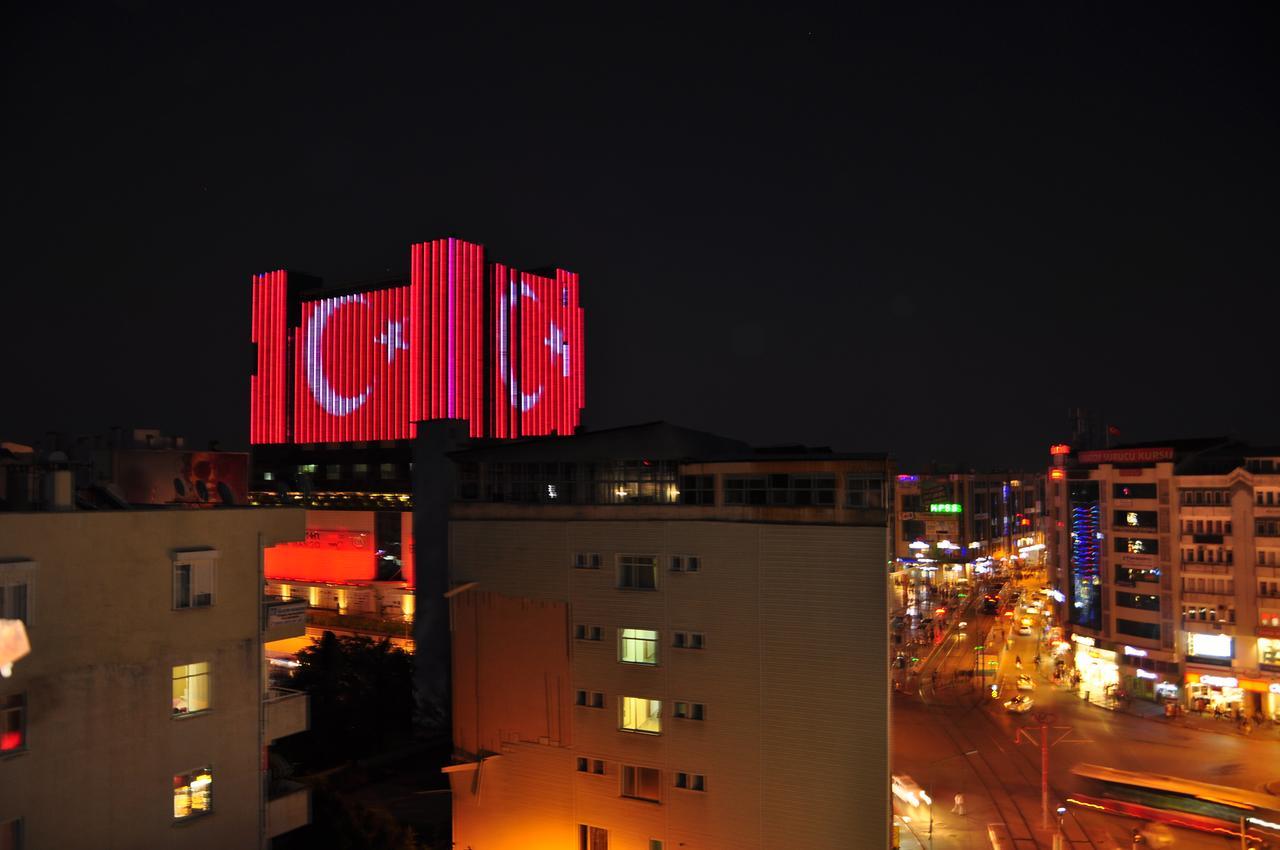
[
  {"xmin": 892, "ymin": 774, "xmax": 931, "ymax": 808},
  {"xmin": 958, "ymin": 621, "xmax": 968, "ymax": 629},
  {"xmin": 1018, "ymin": 625, "xmax": 1032, "ymax": 636},
  {"xmin": 1020, "ymin": 617, "xmax": 1033, "ymax": 627},
  {"xmin": 1017, "ymin": 675, "xmax": 1034, "ymax": 691},
  {"xmin": 1004, "ymin": 695, "xmax": 1034, "ymax": 713}
]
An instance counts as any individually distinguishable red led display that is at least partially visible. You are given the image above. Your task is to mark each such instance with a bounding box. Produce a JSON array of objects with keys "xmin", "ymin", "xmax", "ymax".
[
  {"xmin": 250, "ymin": 238, "xmax": 585, "ymax": 444},
  {"xmin": 250, "ymin": 270, "xmax": 289, "ymax": 443}
]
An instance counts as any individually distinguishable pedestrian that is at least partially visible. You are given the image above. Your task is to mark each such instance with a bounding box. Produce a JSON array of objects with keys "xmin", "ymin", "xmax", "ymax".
[{"xmin": 951, "ymin": 792, "xmax": 966, "ymax": 816}]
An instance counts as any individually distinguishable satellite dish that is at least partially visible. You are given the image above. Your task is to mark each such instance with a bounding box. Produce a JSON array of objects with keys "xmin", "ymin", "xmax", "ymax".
[
  {"xmin": 173, "ymin": 478, "xmax": 187, "ymax": 498},
  {"xmin": 195, "ymin": 480, "xmax": 209, "ymax": 502},
  {"xmin": 216, "ymin": 481, "xmax": 236, "ymax": 506}
]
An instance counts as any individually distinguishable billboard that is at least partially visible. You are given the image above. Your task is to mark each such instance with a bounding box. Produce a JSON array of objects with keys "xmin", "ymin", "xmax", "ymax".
[
  {"xmin": 250, "ymin": 238, "xmax": 585, "ymax": 444},
  {"xmin": 114, "ymin": 450, "xmax": 249, "ymax": 506}
]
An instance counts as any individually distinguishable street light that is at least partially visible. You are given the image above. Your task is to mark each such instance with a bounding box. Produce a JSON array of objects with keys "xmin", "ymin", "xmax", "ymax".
[{"xmin": 928, "ymin": 749, "xmax": 979, "ymax": 850}]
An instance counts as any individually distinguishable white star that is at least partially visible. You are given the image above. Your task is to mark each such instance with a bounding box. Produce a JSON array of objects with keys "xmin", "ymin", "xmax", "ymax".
[
  {"xmin": 544, "ymin": 322, "xmax": 570, "ymax": 377},
  {"xmin": 376, "ymin": 320, "xmax": 409, "ymax": 363}
]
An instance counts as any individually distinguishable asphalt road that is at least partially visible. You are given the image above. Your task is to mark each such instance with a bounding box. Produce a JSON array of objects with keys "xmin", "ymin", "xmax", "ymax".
[{"xmin": 892, "ymin": 577, "xmax": 1280, "ymax": 850}]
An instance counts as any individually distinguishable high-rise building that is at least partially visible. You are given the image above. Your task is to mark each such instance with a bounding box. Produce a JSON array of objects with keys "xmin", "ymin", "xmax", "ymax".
[
  {"xmin": 1046, "ymin": 440, "xmax": 1280, "ymax": 716},
  {"xmin": 435, "ymin": 422, "xmax": 893, "ymax": 850},
  {"xmin": 0, "ymin": 465, "xmax": 310, "ymax": 849}
]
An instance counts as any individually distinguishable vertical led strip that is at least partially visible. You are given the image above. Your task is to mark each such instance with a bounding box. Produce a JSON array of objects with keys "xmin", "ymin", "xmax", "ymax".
[{"xmin": 250, "ymin": 270, "xmax": 288, "ymax": 444}]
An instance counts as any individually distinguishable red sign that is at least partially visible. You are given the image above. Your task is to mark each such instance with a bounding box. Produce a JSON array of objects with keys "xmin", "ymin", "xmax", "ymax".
[
  {"xmin": 250, "ymin": 270, "xmax": 289, "ymax": 444},
  {"xmin": 1077, "ymin": 447, "xmax": 1174, "ymax": 464},
  {"xmin": 1049, "ymin": 444, "xmax": 1071, "ymax": 456},
  {"xmin": 1258, "ymin": 625, "xmax": 1280, "ymax": 638}
]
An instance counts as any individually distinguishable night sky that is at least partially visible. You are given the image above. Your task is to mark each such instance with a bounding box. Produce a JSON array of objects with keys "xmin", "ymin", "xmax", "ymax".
[{"xmin": 4, "ymin": 3, "xmax": 1277, "ymax": 468}]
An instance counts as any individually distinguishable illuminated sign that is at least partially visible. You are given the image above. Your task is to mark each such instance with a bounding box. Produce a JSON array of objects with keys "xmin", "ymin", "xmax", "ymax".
[
  {"xmin": 1077, "ymin": 447, "xmax": 1174, "ymax": 464},
  {"xmin": 250, "ymin": 238, "xmax": 586, "ymax": 444},
  {"xmin": 1271, "ymin": 683, "xmax": 1280, "ymax": 695},
  {"xmin": 1195, "ymin": 674, "xmax": 1238, "ymax": 688},
  {"xmin": 1187, "ymin": 632, "xmax": 1233, "ymax": 659},
  {"xmin": 1135, "ymin": 669, "xmax": 1156, "ymax": 680},
  {"xmin": 1050, "ymin": 468, "xmax": 1065, "ymax": 480},
  {"xmin": 897, "ymin": 474, "xmax": 919, "ymax": 483},
  {"xmin": 1071, "ymin": 633, "xmax": 1096, "ymax": 647},
  {"xmin": 1049, "ymin": 444, "xmax": 1071, "ymax": 456},
  {"xmin": 1123, "ymin": 645, "xmax": 1147, "ymax": 657},
  {"xmin": 929, "ymin": 503, "xmax": 962, "ymax": 514}
]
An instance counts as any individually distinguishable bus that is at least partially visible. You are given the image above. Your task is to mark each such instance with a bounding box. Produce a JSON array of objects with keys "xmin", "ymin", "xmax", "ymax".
[
  {"xmin": 1069, "ymin": 763, "xmax": 1280, "ymax": 846},
  {"xmin": 981, "ymin": 593, "xmax": 1000, "ymax": 615}
]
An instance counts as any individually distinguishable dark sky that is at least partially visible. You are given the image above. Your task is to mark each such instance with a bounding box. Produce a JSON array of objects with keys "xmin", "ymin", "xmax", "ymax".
[{"xmin": 4, "ymin": 3, "xmax": 1277, "ymax": 468}]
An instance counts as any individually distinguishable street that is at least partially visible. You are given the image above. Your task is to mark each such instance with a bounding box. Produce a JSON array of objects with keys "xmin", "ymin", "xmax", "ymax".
[{"xmin": 892, "ymin": 577, "xmax": 1280, "ymax": 850}]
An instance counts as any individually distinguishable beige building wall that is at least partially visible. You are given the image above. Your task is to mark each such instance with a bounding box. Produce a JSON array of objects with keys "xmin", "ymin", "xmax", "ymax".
[
  {"xmin": 0, "ymin": 508, "xmax": 304, "ymax": 850},
  {"xmin": 449, "ymin": 515, "xmax": 889, "ymax": 850}
]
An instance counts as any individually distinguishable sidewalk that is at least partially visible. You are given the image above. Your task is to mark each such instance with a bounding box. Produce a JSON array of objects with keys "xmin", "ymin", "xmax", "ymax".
[{"xmin": 1051, "ymin": 676, "xmax": 1280, "ymax": 741}]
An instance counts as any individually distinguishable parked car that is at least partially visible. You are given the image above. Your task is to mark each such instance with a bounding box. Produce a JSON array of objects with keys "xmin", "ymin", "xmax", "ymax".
[{"xmin": 1004, "ymin": 695, "xmax": 1034, "ymax": 713}]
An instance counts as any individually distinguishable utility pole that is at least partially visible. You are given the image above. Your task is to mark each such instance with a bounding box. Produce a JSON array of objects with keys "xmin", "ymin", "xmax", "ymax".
[{"xmin": 1014, "ymin": 712, "xmax": 1091, "ymax": 830}]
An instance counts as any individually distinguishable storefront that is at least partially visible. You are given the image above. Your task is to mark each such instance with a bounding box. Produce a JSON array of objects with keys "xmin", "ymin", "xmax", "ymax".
[
  {"xmin": 1071, "ymin": 633, "xmax": 1118, "ymax": 704},
  {"xmin": 1185, "ymin": 672, "xmax": 1278, "ymax": 719}
]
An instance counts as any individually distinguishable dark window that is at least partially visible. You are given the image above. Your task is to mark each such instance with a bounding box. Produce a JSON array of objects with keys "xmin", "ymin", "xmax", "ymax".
[
  {"xmin": 578, "ymin": 824, "xmax": 609, "ymax": 850},
  {"xmin": 1115, "ymin": 619, "xmax": 1160, "ymax": 640},
  {"xmin": 678, "ymin": 475, "xmax": 715, "ymax": 505},
  {"xmin": 618, "ymin": 555, "xmax": 658, "ymax": 590},
  {"xmin": 845, "ymin": 475, "xmax": 885, "ymax": 508},
  {"xmin": 1115, "ymin": 592, "xmax": 1160, "ymax": 611},
  {"xmin": 1, "ymin": 694, "xmax": 26, "ymax": 754},
  {"xmin": 1112, "ymin": 483, "xmax": 1157, "ymax": 500}
]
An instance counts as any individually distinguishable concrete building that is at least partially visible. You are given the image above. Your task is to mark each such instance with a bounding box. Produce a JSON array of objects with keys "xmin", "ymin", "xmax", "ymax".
[
  {"xmin": 1047, "ymin": 440, "xmax": 1280, "ymax": 716},
  {"xmin": 0, "ymin": 474, "xmax": 310, "ymax": 849},
  {"xmin": 436, "ymin": 422, "xmax": 893, "ymax": 850}
]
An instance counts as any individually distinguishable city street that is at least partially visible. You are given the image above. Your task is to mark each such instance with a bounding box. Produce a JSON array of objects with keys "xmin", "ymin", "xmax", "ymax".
[{"xmin": 892, "ymin": 577, "xmax": 1280, "ymax": 850}]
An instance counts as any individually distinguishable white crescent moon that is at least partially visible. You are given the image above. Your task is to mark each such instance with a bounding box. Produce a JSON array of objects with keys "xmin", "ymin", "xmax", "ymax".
[
  {"xmin": 305, "ymin": 294, "xmax": 371, "ymax": 416},
  {"xmin": 498, "ymin": 282, "xmax": 544, "ymax": 413}
]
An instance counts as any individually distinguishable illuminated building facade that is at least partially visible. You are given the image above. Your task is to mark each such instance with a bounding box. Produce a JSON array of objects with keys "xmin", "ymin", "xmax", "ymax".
[
  {"xmin": 438, "ymin": 422, "xmax": 892, "ymax": 850},
  {"xmin": 0, "ymin": 484, "xmax": 310, "ymax": 848},
  {"xmin": 1047, "ymin": 440, "xmax": 1280, "ymax": 712},
  {"xmin": 249, "ymin": 236, "xmax": 587, "ymax": 651}
]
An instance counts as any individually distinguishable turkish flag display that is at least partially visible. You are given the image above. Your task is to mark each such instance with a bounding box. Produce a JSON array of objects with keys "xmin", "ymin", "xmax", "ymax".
[
  {"xmin": 293, "ymin": 287, "xmax": 412, "ymax": 442},
  {"xmin": 492, "ymin": 265, "xmax": 585, "ymax": 439}
]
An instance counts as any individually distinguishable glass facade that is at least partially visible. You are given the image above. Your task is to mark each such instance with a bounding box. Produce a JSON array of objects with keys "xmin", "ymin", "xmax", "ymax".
[{"xmin": 1069, "ymin": 481, "xmax": 1102, "ymax": 631}]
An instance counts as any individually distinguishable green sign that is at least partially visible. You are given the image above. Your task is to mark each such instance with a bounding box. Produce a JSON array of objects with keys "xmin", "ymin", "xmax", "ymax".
[{"xmin": 929, "ymin": 503, "xmax": 963, "ymax": 514}]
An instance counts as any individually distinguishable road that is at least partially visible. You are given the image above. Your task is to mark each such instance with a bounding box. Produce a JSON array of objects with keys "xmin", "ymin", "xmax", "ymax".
[{"xmin": 892, "ymin": 578, "xmax": 1280, "ymax": 850}]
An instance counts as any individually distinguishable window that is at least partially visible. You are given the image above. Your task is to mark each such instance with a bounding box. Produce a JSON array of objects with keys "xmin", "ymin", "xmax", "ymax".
[
  {"xmin": 577, "ymin": 757, "xmax": 606, "ymax": 775},
  {"xmin": 674, "ymin": 772, "xmax": 706, "ymax": 791},
  {"xmin": 576, "ymin": 690, "xmax": 605, "ymax": 708},
  {"xmin": 296, "ymin": 463, "xmax": 318, "ymax": 475},
  {"xmin": 0, "ymin": 818, "xmax": 22, "ymax": 850},
  {"xmin": 1113, "ymin": 483, "xmax": 1157, "ymax": 500},
  {"xmin": 325, "ymin": 464, "xmax": 341, "ymax": 480},
  {"xmin": 173, "ymin": 553, "xmax": 216, "ymax": 609},
  {"xmin": 679, "ymin": 475, "xmax": 715, "ymax": 505},
  {"xmin": 846, "ymin": 474, "xmax": 885, "ymax": 508},
  {"xmin": 650, "ymin": 841, "xmax": 664, "ymax": 850},
  {"xmin": 620, "ymin": 697, "xmax": 662, "ymax": 733},
  {"xmin": 1259, "ymin": 638, "xmax": 1280, "ymax": 668},
  {"xmin": 673, "ymin": 631, "xmax": 705, "ymax": 649},
  {"xmin": 379, "ymin": 463, "xmax": 397, "ymax": 479},
  {"xmin": 173, "ymin": 768, "xmax": 213, "ymax": 820},
  {"xmin": 621, "ymin": 765, "xmax": 661, "ymax": 802},
  {"xmin": 1115, "ymin": 592, "xmax": 1160, "ymax": 612},
  {"xmin": 1, "ymin": 694, "xmax": 25, "ymax": 754},
  {"xmin": 1115, "ymin": 619, "xmax": 1160, "ymax": 641},
  {"xmin": 674, "ymin": 701, "xmax": 705, "ymax": 720},
  {"xmin": 172, "ymin": 662, "xmax": 211, "ymax": 716},
  {"xmin": 262, "ymin": 471, "xmax": 274, "ymax": 482},
  {"xmin": 725, "ymin": 474, "xmax": 836, "ymax": 506},
  {"xmin": 575, "ymin": 624, "xmax": 604, "ymax": 642},
  {"xmin": 0, "ymin": 583, "xmax": 28, "ymax": 625},
  {"xmin": 1115, "ymin": 510, "xmax": 1157, "ymax": 530},
  {"xmin": 1113, "ymin": 537, "xmax": 1158, "ymax": 555},
  {"xmin": 578, "ymin": 825, "xmax": 608, "ymax": 850},
  {"xmin": 308, "ymin": 587, "xmax": 320, "ymax": 607},
  {"xmin": 619, "ymin": 629, "xmax": 659, "ymax": 665},
  {"xmin": 618, "ymin": 555, "xmax": 658, "ymax": 590},
  {"xmin": 353, "ymin": 463, "xmax": 369, "ymax": 478},
  {"xmin": 575, "ymin": 553, "xmax": 602, "ymax": 570},
  {"xmin": 670, "ymin": 555, "xmax": 700, "ymax": 573}
]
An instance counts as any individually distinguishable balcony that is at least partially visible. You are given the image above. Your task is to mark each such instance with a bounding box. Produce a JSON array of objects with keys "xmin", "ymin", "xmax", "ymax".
[
  {"xmin": 265, "ymin": 688, "xmax": 309, "ymax": 743},
  {"xmin": 1180, "ymin": 562, "xmax": 1232, "ymax": 575},
  {"xmin": 263, "ymin": 597, "xmax": 308, "ymax": 642},
  {"xmin": 266, "ymin": 782, "xmax": 311, "ymax": 838}
]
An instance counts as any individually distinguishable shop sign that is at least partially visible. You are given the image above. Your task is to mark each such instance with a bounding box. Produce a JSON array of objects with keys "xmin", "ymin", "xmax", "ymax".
[
  {"xmin": 1136, "ymin": 669, "xmax": 1157, "ymax": 680},
  {"xmin": 1071, "ymin": 633, "xmax": 1096, "ymax": 647},
  {"xmin": 1078, "ymin": 447, "xmax": 1174, "ymax": 464},
  {"xmin": 1272, "ymin": 683, "xmax": 1280, "ymax": 695},
  {"xmin": 1119, "ymin": 553, "xmax": 1156, "ymax": 566},
  {"xmin": 1123, "ymin": 645, "xmax": 1148, "ymax": 657},
  {"xmin": 1258, "ymin": 625, "xmax": 1280, "ymax": 638},
  {"xmin": 900, "ymin": 512, "xmax": 916, "ymax": 520},
  {"xmin": 1187, "ymin": 672, "xmax": 1276, "ymax": 693},
  {"xmin": 1195, "ymin": 674, "xmax": 1239, "ymax": 688}
]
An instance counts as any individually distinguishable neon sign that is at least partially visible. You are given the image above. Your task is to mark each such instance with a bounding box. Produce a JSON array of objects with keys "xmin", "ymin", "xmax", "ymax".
[
  {"xmin": 929, "ymin": 503, "xmax": 962, "ymax": 514},
  {"xmin": 1050, "ymin": 444, "xmax": 1071, "ymax": 455},
  {"xmin": 1135, "ymin": 669, "xmax": 1156, "ymax": 680},
  {"xmin": 1123, "ymin": 645, "xmax": 1147, "ymax": 657}
]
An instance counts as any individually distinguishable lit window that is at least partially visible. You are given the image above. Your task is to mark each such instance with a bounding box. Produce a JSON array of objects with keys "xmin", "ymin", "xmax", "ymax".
[
  {"xmin": 173, "ymin": 768, "xmax": 213, "ymax": 819},
  {"xmin": 279, "ymin": 584, "xmax": 291, "ymax": 601},
  {"xmin": 619, "ymin": 629, "xmax": 659, "ymax": 665},
  {"xmin": 1, "ymin": 694, "xmax": 26, "ymax": 754},
  {"xmin": 621, "ymin": 765, "xmax": 662, "ymax": 802},
  {"xmin": 297, "ymin": 464, "xmax": 318, "ymax": 475},
  {"xmin": 172, "ymin": 663, "xmax": 211, "ymax": 716},
  {"xmin": 353, "ymin": 463, "xmax": 369, "ymax": 478},
  {"xmin": 620, "ymin": 697, "xmax": 662, "ymax": 734},
  {"xmin": 380, "ymin": 463, "xmax": 397, "ymax": 479},
  {"xmin": 173, "ymin": 554, "xmax": 216, "ymax": 609},
  {"xmin": 308, "ymin": 587, "xmax": 320, "ymax": 608},
  {"xmin": 262, "ymin": 471, "xmax": 274, "ymax": 482},
  {"xmin": 618, "ymin": 555, "xmax": 658, "ymax": 590},
  {"xmin": 650, "ymin": 841, "xmax": 664, "ymax": 850},
  {"xmin": 336, "ymin": 588, "xmax": 348, "ymax": 614}
]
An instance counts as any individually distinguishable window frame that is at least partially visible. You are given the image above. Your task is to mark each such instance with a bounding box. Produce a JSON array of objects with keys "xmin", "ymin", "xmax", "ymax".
[
  {"xmin": 172, "ymin": 661, "xmax": 212, "ymax": 718},
  {"xmin": 618, "ymin": 628, "xmax": 660, "ymax": 666},
  {"xmin": 619, "ymin": 696, "xmax": 662, "ymax": 734},
  {"xmin": 621, "ymin": 764, "xmax": 662, "ymax": 803},
  {"xmin": 172, "ymin": 550, "xmax": 218, "ymax": 610},
  {"xmin": 0, "ymin": 560, "xmax": 36, "ymax": 627},
  {"xmin": 1, "ymin": 693, "xmax": 26, "ymax": 757},
  {"xmin": 172, "ymin": 766, "xmax": 214, "ymax": 821},
  {"xmin": 617, "ymin": 554, "xmax": 659, "ymax": 591}
]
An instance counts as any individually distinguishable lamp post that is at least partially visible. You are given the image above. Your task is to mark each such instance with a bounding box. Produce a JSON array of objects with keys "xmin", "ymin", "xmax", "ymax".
[{"xmin": 928, "ymin": 749, "xmax": 979, "ymax": 850}]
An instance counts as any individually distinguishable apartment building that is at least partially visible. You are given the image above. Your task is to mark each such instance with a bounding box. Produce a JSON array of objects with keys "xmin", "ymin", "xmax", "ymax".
[
  {"xmin": 438, "ymin": 422, "xmax": 892, "ymax": 850},
  {"xmin": 1047, "ymin": 440, "xmax": 1280, "ymax": 716},
  {"xmin": 0, "ymin": 475, "xmax": 310, "ymax": 849}
]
